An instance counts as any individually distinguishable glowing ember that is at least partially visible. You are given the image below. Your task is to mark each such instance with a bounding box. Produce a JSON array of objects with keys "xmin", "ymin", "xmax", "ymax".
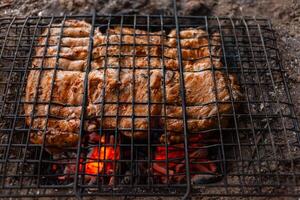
[
  {"xmin": 58, "ymin": 134, "xmax": 120, "ymax": 181},
  {"xmin": 83, "ymin": 134, "xmax": 120, "ymax": 175},
  {"xmin": 57, "ymin": 133, "xmax": 216, "ymax": 184},
  {"xmin": 85, "ymin": 145, "xmax": 120, "ymax": 175},
  {"xmin": 153, "ymin": 134, "xmax": 217, "ymax": 183}
]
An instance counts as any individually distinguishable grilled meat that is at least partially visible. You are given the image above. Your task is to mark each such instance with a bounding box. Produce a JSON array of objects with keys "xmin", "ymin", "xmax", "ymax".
[
  {"xmin": 24, "ymin": 20, "xmax": 241, "ymax": 151},
  {"xmin": 161, "ymin": 69, "xmax": 240, "ymax": 144}
]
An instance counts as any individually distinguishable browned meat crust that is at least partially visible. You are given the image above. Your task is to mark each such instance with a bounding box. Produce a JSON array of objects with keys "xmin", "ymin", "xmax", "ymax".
[
  {"xmin": 25, "ymin": 68, "xmax": 162, "ymax": 147},
  {"xmin": 161, "ymin": 70, "xmax": 241, "ymax": 143},
  {"xmin": 24, "ymin": 20, "xmax": 241, "ymax": 151}
]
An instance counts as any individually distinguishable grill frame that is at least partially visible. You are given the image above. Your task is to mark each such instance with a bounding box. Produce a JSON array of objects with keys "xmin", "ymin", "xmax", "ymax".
[{"xmin": 0, "ymin": 14, "xmax": 299, "ymax": 198}]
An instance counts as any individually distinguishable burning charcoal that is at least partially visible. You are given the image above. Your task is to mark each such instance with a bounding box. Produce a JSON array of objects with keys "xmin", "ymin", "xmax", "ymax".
[
  {"xmin": 51, "ymin": 134, "xmax": 120, "ymax": 185},
  {"xmin": 153, "ymin": 133, "xmax": 218, "ymax": 184},
  {"xmin": 152, "ymin": 163, "xmax": 174, "ymax": 176},
  {"xmin": 109, "ymin": 135, "xmax": 114, "ymax": 144},
  {"xmin": 83, "ymin": 134, "xmax": 120, "ymax": 178}
]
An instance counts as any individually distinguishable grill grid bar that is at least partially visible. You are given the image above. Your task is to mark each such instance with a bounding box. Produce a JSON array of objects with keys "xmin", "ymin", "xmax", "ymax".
[
  {"xmin": 160, "ymin": 14, "xmax": 170, "ymax": 188},
  {"xmin": 37, "ymin": 16, "xmax": 66, "ymax": 188},
  {"xmin": 130, "ymin": 15, "xmax": 136, "ymax": 187},
  {"xmin": 74, "ymin": 12, "xmax": 96, "ymax": 195},
  {"xmin": 0, "ymin": 17, "xmax": 28, "ymax": 190},
  {"xmin": 0, "ymin": 15, "xmax": 299, "ymax": 198},
  {"xmin": 173, "ymin": 4, "xmax": 191, "ymax": 198}
]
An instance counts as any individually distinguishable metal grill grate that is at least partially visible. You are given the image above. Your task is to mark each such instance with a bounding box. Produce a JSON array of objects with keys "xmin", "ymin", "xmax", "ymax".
[{"xmin": 0, "ymin": 14, "xmax": 299, "ymax": 199}]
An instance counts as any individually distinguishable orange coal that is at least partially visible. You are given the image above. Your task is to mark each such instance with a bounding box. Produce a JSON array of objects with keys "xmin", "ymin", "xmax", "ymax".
[
  {"xmin": 153, "ymin": 134, "xmax": 217, "ymax": 183},
  {"xmin": 84, "ymin": 135, "xmax": 120, "ymax": 175}
]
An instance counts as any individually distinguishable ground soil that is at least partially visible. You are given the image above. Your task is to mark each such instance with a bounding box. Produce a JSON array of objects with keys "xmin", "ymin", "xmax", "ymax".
[{"xmin": 0, "ymin": 0, "xmax": 299, "ymax": 199}]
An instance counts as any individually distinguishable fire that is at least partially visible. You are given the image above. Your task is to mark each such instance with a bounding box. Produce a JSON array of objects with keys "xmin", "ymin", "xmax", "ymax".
[
  {"xmin": 58, "ymin": 133, "xmax": 216, "ymax": 184},
  {"xmin": 75, "ymin": 133, "xmax": 120, "ymax": 175},
  {"xmin": 57, "ymin": 134, "xmax": 120, "ymax": 182},
  {"xmin": 85, "ymin": 144, "xmax": 119, "ymax": 175}
]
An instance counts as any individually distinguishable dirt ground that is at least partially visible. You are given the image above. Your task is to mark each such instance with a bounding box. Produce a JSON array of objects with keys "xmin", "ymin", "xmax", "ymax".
[{"xmin": 0, "ymin": 0, "xmax": 299, "ymax": 199}]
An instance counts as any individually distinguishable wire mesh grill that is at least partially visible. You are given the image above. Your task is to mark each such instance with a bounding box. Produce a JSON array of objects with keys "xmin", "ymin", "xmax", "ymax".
[{"xmin": 0, "ymin": 14, "xmax": 299, "ymax": 198}]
